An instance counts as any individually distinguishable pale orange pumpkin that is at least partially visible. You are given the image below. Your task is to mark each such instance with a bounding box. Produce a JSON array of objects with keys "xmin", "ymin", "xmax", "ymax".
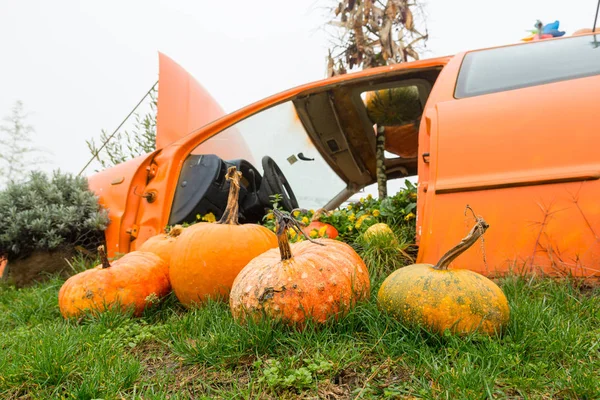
[
  {"xmin": 58, "ymin": 247, "xmax": 170, "ymax": 318},
  {"xmin": 138, "ymin": 224, "xmax": 184, "ymax": 267},
  {"xmin": 169, "ymin": 167, "xmax": 278, "ymax": 307},
  {"xmin": 230, "ymin": 209, "xmax": 370, "ymax": 327},
  {"xmin": 377, "ymin": 216, "xmax": 510, "ymax": 335}
]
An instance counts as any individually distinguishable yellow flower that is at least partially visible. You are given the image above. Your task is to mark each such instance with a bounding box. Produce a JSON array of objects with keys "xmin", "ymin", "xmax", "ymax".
[
  {"xmin": 360, "ymin": 197, "xmax": 365, "ymax": 203},
  {"xmin": 309, "ymin": 229, "xmax": 318, "ymax": 238},
  {"xmin": 266, "ymin": 213, "xmax": 274, "ymax": 220},
  {"xmin": 347, "ymin": 225, "xmax": 353, "ymax": 231},
  {"xmin": 301, "ymin": 217, "xmax": 310, "ymax": 225},
  {"xmin": 293, "ymin": 210, "xmax": 300, "ymax": 217},
  {"xmin": 347, "ymin": 204, "xmax": 353, "ymax": 210},
  {"xmin": 272, "ymin": 226, "xmax": 277, "ymax": 232},
  {"xmin": 318, "ymin": 226, "xmax": 328, "ymax": 237},
  {"xmin": 405, "ymin": 212, "xmax": 415, "ymax": 221},
  {"xmin": 367, "ymin": 194, "xmax": 373, "ymax": 200},
  {"xmin": 372, "ymin": 209, "xmax": 381, "ymax": 217},
  {"xmin": 309, "ymin": 209, "xmax": 315, "ymax": 215},
  {"xmin": 289, "ymin": 229, "xmax": 297, "ymax": 239},
  {"xmin": 357, "ymin": 215, "xmax": 371, "ymax": 224},
  {"xmin": 355, "ymin": 214, "xmax": 371, "ymax": 229},
  {"xmin": 410, "ymin": 192, "xmax": 418, "ymax": 199},
  {"xmin": 196, "ymin": 214, "xmax": 202, "ymax": 220},
  {"xmin": 202, "ymin": 212, "xmax": 216, "ymax": 223},
  {"xmin": 348, "ymin": 213, "xmax": 356, "ymax": 222}
]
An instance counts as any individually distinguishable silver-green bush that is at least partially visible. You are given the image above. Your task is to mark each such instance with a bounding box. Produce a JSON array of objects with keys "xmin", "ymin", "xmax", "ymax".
[{"xmin": 0, "ymin": 171, "xmax": 109, "ymax": 261}]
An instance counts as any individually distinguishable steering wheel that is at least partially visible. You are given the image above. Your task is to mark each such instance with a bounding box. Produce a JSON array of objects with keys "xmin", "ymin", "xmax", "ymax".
[{"xmin": 261, "ymin": 156, "xmax": 299, "ymax": 211}]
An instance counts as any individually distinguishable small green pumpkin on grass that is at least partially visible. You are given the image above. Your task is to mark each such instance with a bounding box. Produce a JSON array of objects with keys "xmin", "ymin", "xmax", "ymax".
[{"xmin": 377, "ymin": 213, "xmax": 510, "ymax": 335}]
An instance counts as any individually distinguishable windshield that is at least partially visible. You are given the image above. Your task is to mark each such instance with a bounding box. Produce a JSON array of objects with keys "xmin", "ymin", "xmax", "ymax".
[{"xmin": 191, "ymin": 101, "xmax": 347, "ymax": 209}]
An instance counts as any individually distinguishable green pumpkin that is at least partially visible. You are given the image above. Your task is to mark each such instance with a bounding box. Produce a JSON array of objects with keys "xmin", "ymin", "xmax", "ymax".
[{"xmin": 377, "ymin": 217, "xmax": 510, "ymax": 335}]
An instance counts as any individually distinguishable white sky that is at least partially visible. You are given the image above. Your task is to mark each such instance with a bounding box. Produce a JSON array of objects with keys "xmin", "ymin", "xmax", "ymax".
[{"xmin": 0, "ymin": 0, "xmax": 597, "ymax": 177}]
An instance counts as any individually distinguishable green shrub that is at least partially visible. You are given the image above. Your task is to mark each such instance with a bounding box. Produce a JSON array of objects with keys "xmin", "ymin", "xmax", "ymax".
[
  {"xmin": 259, "ymin": 179, "xmax": 418, "ymax": 244},
  {"xmin": 0, "ymin": 170, "xmax": 109, "ymax": 261}
]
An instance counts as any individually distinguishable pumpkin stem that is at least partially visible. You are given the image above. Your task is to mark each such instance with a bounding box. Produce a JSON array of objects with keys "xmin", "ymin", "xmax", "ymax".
[
  {"xmin": 168, "ymin": 224, "xmax": 184, "ymax": 238},
  {"xmin": 434, "ymin": 216, "xmax": 489, "ymax": 270},
  {"xmin": 276, "ymin": 224, "xmax": 293, "ymax": 261},
  {"xmin": 311, "ymin": 208, "xmax": 329, "ymax": 222},
  {"xmin": 217, "ymin": 166, "xmax": 242, "ymax": 225},
  {"xmin": 98, "ymin": 245, "xmax": 111, "ymax": 269},
  {"xmin": 273, "ymin": 209, "xmax": 325, "ymax": 261}
]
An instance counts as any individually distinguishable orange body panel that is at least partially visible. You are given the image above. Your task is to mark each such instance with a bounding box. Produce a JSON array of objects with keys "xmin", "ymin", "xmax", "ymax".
[
  {"xmin": 155, "ymin": 53, "xmax": 227, "ymax": 149},
  {"xmin": 416, "ymin": 46, "xmax": 600, "ymax": 278},
  {"xmin": 87, "ymin": 154, "xmax": 153, "ymax": 257},
  {"xmin": 156, "ymin": 53, "xmax": 253, "ymax": 161}
]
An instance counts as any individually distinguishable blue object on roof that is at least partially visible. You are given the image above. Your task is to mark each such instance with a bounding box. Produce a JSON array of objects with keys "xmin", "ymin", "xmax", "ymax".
[{"xmin": 542, "ymin": 20, "xmax": 566, "ymax": 37}]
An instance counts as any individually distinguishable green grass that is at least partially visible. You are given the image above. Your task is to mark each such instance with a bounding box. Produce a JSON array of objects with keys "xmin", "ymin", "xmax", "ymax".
[{"xmin": 1, "ymin": 262, "xmax": 599, "ymax": 399}]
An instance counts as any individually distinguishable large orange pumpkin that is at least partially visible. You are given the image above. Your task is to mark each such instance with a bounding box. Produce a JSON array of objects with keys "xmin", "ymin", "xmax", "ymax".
[
  {"xmin": 138, "ymin": 224, "xmax": 184, "ymax": 266},
  {"xmin": 230, "ymin": 209, "xmax": 370, "ymax": 327},
  {"xmin": 377, "ymin": 216, "xmax": 510, "ymax": 335},
  {"xmin": 58, "ymin": 247, "xmax": 170, "ymax": 318},
  {"xmin": 169, "ymin": 167, "xmax": 278, "ymax": 307}
]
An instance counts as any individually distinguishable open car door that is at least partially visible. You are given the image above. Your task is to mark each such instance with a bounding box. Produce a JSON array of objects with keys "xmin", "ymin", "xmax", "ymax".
[{"xmin": 126, "ymin": 56, "xmax": 450, "ymax": 252}]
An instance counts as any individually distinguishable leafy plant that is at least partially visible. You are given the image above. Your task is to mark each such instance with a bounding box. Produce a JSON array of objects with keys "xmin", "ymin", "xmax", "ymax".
[
  {"xmin": 99, "ymin": 320, "xmax": 167, "ymax": 349},
  {"xmin": 356, "ymin": 228, "xmax": 411, "ymax": 285},
  {"xmin": 255, "ymin": 355, "xmax": 333, "ymax": 391},
  {"xmin": 0, "ymin": 170, "xmax": 109, "ymax": 261},
  {"xmin": 86, "ymin": 86, "xmax": 157, "ymax": 170},
  {"xmin": 261, "ymin": 179, "xmax": 417, "ymax": 245}
]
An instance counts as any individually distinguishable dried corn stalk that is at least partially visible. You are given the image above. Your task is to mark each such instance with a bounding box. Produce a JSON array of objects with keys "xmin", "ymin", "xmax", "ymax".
[{"xmin": 326, "ymin": 0, "xmax": 428, "ymax": 76}]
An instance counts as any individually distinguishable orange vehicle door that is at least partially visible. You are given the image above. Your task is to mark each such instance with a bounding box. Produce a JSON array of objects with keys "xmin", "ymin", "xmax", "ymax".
[{"xmin": 419, "ymin": 38, "xmax": 600, "ymax": 278}]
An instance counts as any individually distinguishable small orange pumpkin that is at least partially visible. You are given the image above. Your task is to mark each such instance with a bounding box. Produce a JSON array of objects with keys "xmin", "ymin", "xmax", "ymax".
[
  {"xmin": 377, "ymin": 216, "xmax": 510, "ymax": 335},
  {"xmin": 138, "ymin": 224, "xmax": 184, "ymax": 266},
  {"xmin": 230, "ymin": 209, "xmax": 370, "ymax": 327},
  {"xmin": 302, "ymin": 208, "xmax": 338, "ymax": 239},
  {"xmin": 169, "ymin": 167, "xmax": 278, "ymax": 307},
  {"xmin": 58, "ymin": 246, "xmax": 170, "ymax": 318}
]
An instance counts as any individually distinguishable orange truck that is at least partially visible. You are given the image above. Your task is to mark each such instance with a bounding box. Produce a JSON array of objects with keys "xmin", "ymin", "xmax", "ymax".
[{"xmin": 88, "ymin": 32, "xmax": 600, "ymax": 279}]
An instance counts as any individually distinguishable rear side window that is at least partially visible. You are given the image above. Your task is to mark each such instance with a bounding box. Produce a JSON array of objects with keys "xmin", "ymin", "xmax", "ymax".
[{"xmin": 455, "ymin": 34, "xmax": 600, "ymax": 98}]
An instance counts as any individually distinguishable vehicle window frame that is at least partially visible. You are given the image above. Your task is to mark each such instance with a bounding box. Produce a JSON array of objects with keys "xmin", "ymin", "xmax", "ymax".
[{"xmin": 454, "ymin": 34, "xmax": 600, "ymax": 99}]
